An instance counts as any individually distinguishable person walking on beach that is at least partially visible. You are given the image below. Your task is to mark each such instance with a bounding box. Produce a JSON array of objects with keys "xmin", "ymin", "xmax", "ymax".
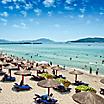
[
  {"xmin": 90, "ymin": 67, "xmax": 92, "ymax": 74},
  {"xmin": 50, "ymin": 61, "xmax": 52, "ymax": 66},
  {"xmin": 52, "ymin": 69, "xmax": 55, "ymax": 76},
  {"xmin": 63, "ymin": 65, "xmax": 65, "ymax": 70},
  {"xmin": 96, "ymin": 68, "xmax": 99, "ymax": 75}
]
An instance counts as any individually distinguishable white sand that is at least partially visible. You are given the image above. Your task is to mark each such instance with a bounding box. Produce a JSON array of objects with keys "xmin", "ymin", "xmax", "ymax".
[{"xmin": 0, "ymin": 66, "xmax": 104, "ymax": 104}]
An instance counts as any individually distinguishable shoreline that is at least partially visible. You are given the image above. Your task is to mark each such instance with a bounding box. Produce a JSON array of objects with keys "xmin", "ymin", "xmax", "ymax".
[{"xmin": 1, "ymin": 51, "xmax": 104, "ymax": 78}]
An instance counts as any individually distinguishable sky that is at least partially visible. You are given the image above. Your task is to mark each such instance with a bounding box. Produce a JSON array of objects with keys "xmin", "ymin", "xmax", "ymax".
[{"xmin": 0, "ymin": 0, "xmax": 104, "ymax": 41}]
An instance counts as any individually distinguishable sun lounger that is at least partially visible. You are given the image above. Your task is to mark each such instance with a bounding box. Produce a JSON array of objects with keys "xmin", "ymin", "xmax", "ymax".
[
  {"xmin": 34, "ymin": 94, "xmax": 57, "ymax": 104},
  {"xmin": 30, "ymin": 75, "xmax": 45, "ymax": 81},
  {"xmin": 53, "ymin": 85, "xmax": 71, "ymax": 93},
  {"xmin": 73, "ymin": 81, "xmax": 89, "ymax": 86},
  {"xmin": 14, "ymin": 83, "xmax": 32, "ymax": 91},
  {"xmin": 1, "ymin": 76, "xmax": 16, "ymax": 82},
  {"xmin": 100, "ymin": 88, "xmax": 104, "ymax": 95},
  {"xmin": 0, "ymin": 71, "xmax": 5, "ymax": 76},
  {"xmin": 53, "ymin": 75, "xmax": 66, "ymax": 79}
]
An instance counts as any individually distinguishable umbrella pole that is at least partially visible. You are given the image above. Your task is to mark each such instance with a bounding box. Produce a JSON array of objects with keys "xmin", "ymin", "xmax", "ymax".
[
  {"xmin": 75, "ymin": 74, "xmax": 77, "ymax": 82},
  {"xmin": 22, "ymin": 75, "xmax": 24, "ymax": 85},
  {"xmin": 56, "ymin": 70, "xmax": 57, "ymax": 76},
  {"xmin": 48, "ymin": 88, "xmax": 50, "ymax": 96},
  {"xmin": 37, "ymin": 70, "xmax": 38, "ymax": 76},
  {"xmin": 9, "ymin": 69, "xmax": 11, "ymax": 77}
]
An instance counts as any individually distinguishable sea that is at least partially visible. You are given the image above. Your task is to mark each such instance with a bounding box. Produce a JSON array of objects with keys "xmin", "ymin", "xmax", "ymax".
[{"xmin": 0, "ymin": 43, "xmax": 104, "ymax": 74}]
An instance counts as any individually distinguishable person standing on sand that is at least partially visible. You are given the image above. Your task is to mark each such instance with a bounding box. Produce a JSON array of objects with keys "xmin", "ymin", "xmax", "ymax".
[
  {"xmin": 96, "ymin": 68, "xmax": 99, "ymax": 75},
  {"xmin": 90, "ymin": 67, "xmax": 92, "ymax": 74},
  {"xmin": 50, "ymin": 61, "xmax": 52, "ymax": 66}
]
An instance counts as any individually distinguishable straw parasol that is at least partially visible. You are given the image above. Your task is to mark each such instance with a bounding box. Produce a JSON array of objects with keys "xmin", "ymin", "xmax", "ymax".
[
  {"xmin": 100, "ymin": 78, "xmax": 104, "ymax": 84},
  {"xmin": 0, "ymin": 61, "xmax": 7, "ymax": 75},
  {"xmin": 14, "ymin": 70, "xmax": 31, "ymax": 85},
  {"xmin": 0, "ymin": 61, "xmax": 10, "ymax": 67},
  {"xmin": 69, "ymin": 69, "xmax": 83, "ymax": 82},
  {"xmin": 37, "ymin": 79, "xmax": 60, "ymax": 96},
  {"xmin": 51, "ymin": 65, "xmax": 63, "ymax": 76},
  {"xmin": 32, "ymin": 66, "xmax": 48, "ymax": 76},
  {"xmin": 72, "ymin": 92, "xmax": 104, "ymax": 104}
]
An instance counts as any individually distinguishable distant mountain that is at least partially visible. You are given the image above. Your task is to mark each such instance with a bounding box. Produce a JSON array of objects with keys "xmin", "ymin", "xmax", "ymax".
[
  {"xmin": 66, "ymin": 37, "xmax": 104, "ymax": 43},
  {"xmin": 0, "ymin": 38, "xmax": 56, "ymax": 44},
  {"xmin": 1, "ymin": 37, "xmax": 104, "ymax": 44},
  {"xmin": 31, "ymin": 38, "xmax": 56, "ymax": 44},
  {"xmin": 0, "ymin": 39, "xmax": 10, "ymax": 43}
]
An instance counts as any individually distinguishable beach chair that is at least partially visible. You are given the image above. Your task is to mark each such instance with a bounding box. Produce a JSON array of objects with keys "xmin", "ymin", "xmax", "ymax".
[
  {"xmin": 0, "ymin": 71, "xmax": 5, "ymax": 76},
  {"xmin": 53, "ymin": 75, "xmax": 66, "ymax": 79},
  {"xmin": 13, "ymin": 83, "xmax": 32, "ymax": 91},
  {"xmin": 53, "ymin": 85, "xmax": 71, "ymax": 93},
  {"xmin": 30, "ymin": 75, "xmax": 45, "ymax": 81},
  {"xmin": 73, "ymin": 81, "xmax": 89, "ymax": 86},
  {"xmin": 100, "ymin": 88, "xmax": 104, "ymax": 95},
  {"xmin": 1, "ymin": 75, "xmax": 16, "ymax": 82},
  {"xmin": 34, "ymin": 94, "xmax": 57, "ymax": 104}
]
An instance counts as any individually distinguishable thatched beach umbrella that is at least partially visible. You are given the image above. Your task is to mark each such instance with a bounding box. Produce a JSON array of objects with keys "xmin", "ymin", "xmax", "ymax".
[
  {"xmin": 69, "ymin": 69, "xmax": 83, "ymax": 82},
  {"xmin": 37, "ymin": 79, "xmax": 60, "ymax": 96},
  {"xmin": 14, "ymin": 70, "xmax": 31, "ymax": 85},
  {"xmin": 72, "ymin": 92, "xmax": 104, "ymax": 104},
  {"xmin": 51, "ymin": 65, "xmax": 63, "ymax": 76},
  {"xmin": 0, "ymin": 61, "xmax": 10, "ymax": 67},
  {"xmin": 0, "ymin": 61, "xmax": 7, "ymax": 75},
  {"xmin": 32, "ymin": 66, "xmax": 48, "ymax": 76},
  {"xmin": 100, "ymin": 78, "xmax": 104, "ymax": 84},
  {"xmin": 0, "ymin": 57, "xmax": 5, "ymax": 62}
]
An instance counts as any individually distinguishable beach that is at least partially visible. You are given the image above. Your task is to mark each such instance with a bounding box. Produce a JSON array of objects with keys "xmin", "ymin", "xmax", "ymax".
[{"xmin": 0, "ymin": 53, "xmax": 104, "ymax": 104}]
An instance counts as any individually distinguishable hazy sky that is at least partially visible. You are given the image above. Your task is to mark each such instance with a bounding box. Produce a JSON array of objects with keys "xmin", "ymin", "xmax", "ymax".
[{"xmin": 0, "ymin": 0, "xmax": 104, "ymax": 41}]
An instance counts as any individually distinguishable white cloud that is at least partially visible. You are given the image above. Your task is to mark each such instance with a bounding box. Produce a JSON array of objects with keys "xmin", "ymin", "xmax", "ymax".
[
  {"xmin": 20, "ymin": 11, "xmax": 27, "ymax": 17},
  {"xmin": 66, "ymin": 0, "xmax": 71, "ymax": 4},
  {"xmin": 21, "ymin": 22, "xmax": 26, "ymax": 29},
  {"xmin": 1, "ymin": 0, "xmax": 12, "ymax": 4},
  {"xmin": 43, "ymin": 0, "xmax": 54, "ymax": 7},
  {"xmin": 13, "ymin": 0, "xmax": 17, "ymax": 2},
  {"xmin": 78, "ymin": 14, "xmax": 84, "ymax": 18},
  {"xmin": 34, "ymin": 8, "xmax": 41, "ymax": 16},
  {"xmin": 29, "ymin": 18, "xmax": 34, "ymax": 22},
  {"xmin": 8, "ymin": 6, "xmax": 14, "ymax": 10},
  {"xmin": 12, "ymin": 22, "xmax": 27, "ymax": 29},
  {"xmin": 24, "ymin": 3, "xmax": 33, "ymax": 10},
  {"xmin": 1, "ymin": 0, "xmax": 7, "ymax": 4},
  {"xmin": 80, "ymin": 8, "xmax": 86, "ymax": 13},
  {"xmin": 15, "ymin": 5, "xmax": 20, "ymax": 9},
  {"xmin": 47, "ymin": 11, "xmax": 52, "ymax": 16},
  {"xmin": 73, "ymin": 3, "xmax": 77, "ymax": 7},
  {"xmin": 0, "ymin": 18, "xmax": 7, "ymax": 22},
  {"xmin": 0, "ymin": 12, "xmax": 9, "ymax": 17},
  {"xmin": 64, "ymin": 6, "xmax": 74, "ymax": 10},
  {"xmin": 99, "ymin": 12, "xmax": 104, "ymax": 15}
]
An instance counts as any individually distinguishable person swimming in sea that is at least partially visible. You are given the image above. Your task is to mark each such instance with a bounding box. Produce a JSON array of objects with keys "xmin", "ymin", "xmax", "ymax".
[{"xmin": 89, "ymin": 67, "xmax": 92, "ymax": 74}]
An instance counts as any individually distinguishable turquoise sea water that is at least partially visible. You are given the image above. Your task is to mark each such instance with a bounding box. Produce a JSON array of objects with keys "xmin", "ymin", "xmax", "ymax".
[{"xmin": 0, "ymin": 43, "xmax": 104, "ymax": 74}]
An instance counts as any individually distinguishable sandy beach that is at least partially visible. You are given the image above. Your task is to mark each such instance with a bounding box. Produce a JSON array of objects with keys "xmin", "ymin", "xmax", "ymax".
[{"xmin": 0, "ymin": 54, "xmax": 104, "ymax": 104}]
